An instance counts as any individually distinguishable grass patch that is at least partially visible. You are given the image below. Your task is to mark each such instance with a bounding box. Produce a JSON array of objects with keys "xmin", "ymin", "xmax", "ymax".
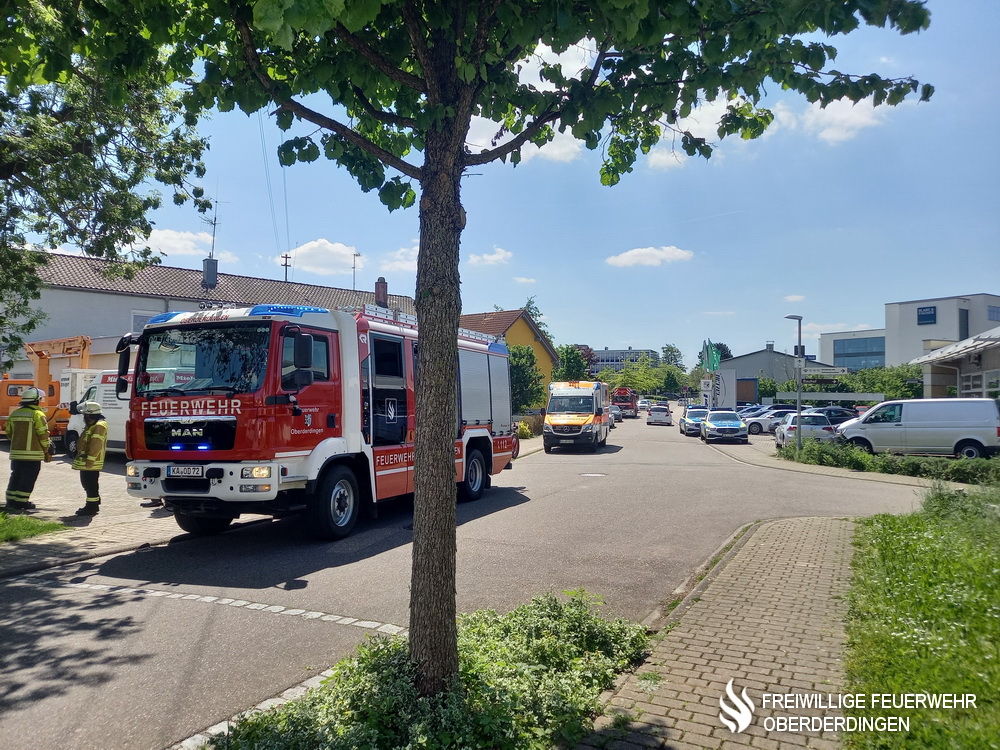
[
  {"xmin": 212, "ymin": 590, "xmax": 649, "ymax": 750},
  {"xmin": 0, "ymin": 511, "xmax": 66, "ymax": 542},
  {"xmin": 844, "ymin": 483, "xmax": 1000, "ymax": 748},
  {"xmin": 776, "ymin": 440, "xmax": 1000, "ymax": 485}
]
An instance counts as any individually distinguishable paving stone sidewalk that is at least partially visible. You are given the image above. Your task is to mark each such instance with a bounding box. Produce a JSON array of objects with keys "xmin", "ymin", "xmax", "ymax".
[{"xmin": 577, "ymin": 517, "xmax": 855, "ymax": 750}]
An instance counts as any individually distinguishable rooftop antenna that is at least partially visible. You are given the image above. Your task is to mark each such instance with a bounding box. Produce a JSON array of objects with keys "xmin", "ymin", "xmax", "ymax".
[
  {"xmin": 353, "ymin": 251, "xmax": 362, "ymax": 291},
  {"xmin": 281, "ymin": 253, "xmax": 292, "ymax": 282}
]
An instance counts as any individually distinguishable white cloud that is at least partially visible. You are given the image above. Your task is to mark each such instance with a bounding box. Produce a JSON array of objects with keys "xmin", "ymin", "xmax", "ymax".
[
  {"xmin": 143, "ymin": 228, "xmax": 239, "ymax": 264},
  {"xmin": 784, "ymin": 294, "xmax": 805, "ymax": 302},
  {"xmin": 514, "ymin": 276, "xmax": 536, "ymax": 284},
  {"xmin": 282, "ymin": 239, "xmax": 362, "ymax": 276},
  {"xmin": 777, "ymin": 99, "xmax": 888, "ymax": 144},
  {"xmin": 380, "ymin": 243, "xmax": 419, "ymax": 273},
  {"xmin": 704, "ymin": 310, "xmax": 735, "ymax": 316},
  {"xmin": 647, "ymin": 148, "xmax": 689, "ymax": 171},
  {"xmin": 468, "ymin": 246, "xmax": 512, "ymax": 266},
  {"xmin": 605, "ymin": 246, "xmax": 694, "ymax": 267}
]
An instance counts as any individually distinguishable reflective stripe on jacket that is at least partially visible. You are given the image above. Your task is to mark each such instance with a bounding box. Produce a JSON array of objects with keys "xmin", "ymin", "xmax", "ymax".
[
  {"xmin": 72, "ymin": 419, "xmax": 108, "ymax": 471},
  {"xmin": 6, "ymin": 405, "xmax": 51, "ymax": 461}
]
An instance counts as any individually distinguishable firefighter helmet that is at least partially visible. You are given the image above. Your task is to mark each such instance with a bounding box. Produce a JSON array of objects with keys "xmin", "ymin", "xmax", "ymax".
[
  {"xmin": 20, "ymin": 386, "xmax": 43, "ymax": 404},
  {"xmin": 80, "ymin": 401, "xmax": 103, "ymax": 415}
]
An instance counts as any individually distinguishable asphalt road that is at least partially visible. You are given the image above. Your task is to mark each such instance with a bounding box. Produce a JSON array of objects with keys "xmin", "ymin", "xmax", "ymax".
[{"xmin": 0, "ymin": 417, "xmax": 925, "ymax": 749}]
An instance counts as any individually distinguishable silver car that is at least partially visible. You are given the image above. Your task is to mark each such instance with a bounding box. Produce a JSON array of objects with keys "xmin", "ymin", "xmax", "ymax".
[
  {"xmin": 608, "ymin": 405, "xmax": 621, "ymax": 428},
  {"xmin": 774, "ymin": 413, "xmax": 837, "ymax": 447}
]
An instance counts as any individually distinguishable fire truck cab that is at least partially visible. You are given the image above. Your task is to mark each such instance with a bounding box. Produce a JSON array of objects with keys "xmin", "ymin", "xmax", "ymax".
[{"xmin": 121, "ymin": 304, "xmax": 516, "ymax": 539}]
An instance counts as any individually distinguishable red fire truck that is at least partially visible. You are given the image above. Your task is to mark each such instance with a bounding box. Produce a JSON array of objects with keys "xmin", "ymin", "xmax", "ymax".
[
  {"xmin": 118, "ymin": 304, "xmax": 516, "ymax": 539},
  {"xmin": 612, "ymin": 387, "xmax": 639, "ymax": 418}
]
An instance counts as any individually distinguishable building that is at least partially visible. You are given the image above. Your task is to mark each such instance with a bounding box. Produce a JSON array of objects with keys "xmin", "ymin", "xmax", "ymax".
[
  {"xmin": 589, "ymin": 347, "xmax": 659, "ymax": 374},
  {"xmin": 715, "ymin": 342, "xmax": 836, "ymax": 383},
  {"xmin": 910, "ymin": 325, "xmax": 1000, "ymax": 399},
  {"xmin": 5, "ymin": 252, "xmax": 416, "ymax": 379},
  {"xmin": 820, "ymin": 293, "xmax": 1000, "ymax": 369},
  {"xmin": 459, "ymin": 310, "xmax": 558, "ymax": 400}
]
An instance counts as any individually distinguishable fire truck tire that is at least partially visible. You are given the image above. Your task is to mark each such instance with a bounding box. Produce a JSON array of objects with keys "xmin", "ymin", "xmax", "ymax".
[
  {"xmin": 174, "ymin": 512, "xmax": 233, "ymax": 536},
  {"xmin": 63, "ymin": 430, "xmax": 79, "ymax": 456},
  {"xmin": 309, "ymin": 466, "xmax": 360, "ymax": 540},
  {"xmin": 459, "ymin": 449, "xmax": 486, "ymax": 502}
]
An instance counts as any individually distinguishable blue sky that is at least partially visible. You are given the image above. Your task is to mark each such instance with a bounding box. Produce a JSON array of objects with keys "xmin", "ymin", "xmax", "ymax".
[{"xmin": 133, "ymin": 1, "xmax": 998, "ymax": 370}]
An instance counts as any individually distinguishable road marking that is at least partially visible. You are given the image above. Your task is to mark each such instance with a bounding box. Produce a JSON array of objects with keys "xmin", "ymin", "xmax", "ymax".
[{"xmin": 17, "ymin": 573, "xmax": 408, "ymax": 637}]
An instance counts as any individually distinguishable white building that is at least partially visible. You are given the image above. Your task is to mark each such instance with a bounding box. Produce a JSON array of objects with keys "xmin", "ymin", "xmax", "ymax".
[
  {"xmin": 819, "ymin": 293, "xmax": 1000, "ymax": 369},
  {"xmin": 589, "ymin": 346, "xmax": 659, "ymax": 373}
]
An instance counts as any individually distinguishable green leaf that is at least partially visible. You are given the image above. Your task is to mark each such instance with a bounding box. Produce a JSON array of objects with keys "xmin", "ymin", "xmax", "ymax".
[{"xmin": 252, "ymin": 0, "xmax": 290, "ymax": 34}]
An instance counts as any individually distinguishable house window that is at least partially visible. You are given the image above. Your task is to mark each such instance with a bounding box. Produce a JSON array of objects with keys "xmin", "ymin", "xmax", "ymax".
[
  {"xmin": 960, "ymin": 372, "xmax": 983, "ymax": 398},
  {"xmin": 986, "ymin": 370, "xmax": 999, "ymax": 399},
  {"xmin": 988, "ymin": 306, "xmax": 1000, "ymax": 322},
  {"xmin": 132, "ymin": 310, "xmax": 160, "ymax": 332}
]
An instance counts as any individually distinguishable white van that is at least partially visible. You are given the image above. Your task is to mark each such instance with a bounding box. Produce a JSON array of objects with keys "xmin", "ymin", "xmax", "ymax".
[
  {"xmin": 66, "ymin": 368, "xmax": 197, "ymax": 454},
  {"xmin": 836, "ymin": 398, "xmax": 1000, "ymax": 459},
  {"xmin": 65, "ymin": 371, "xmax": 131, "ymax": 454}
]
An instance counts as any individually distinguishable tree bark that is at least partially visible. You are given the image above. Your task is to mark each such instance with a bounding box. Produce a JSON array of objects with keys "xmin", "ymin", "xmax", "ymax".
[{"xmin": 409, "ymin": 124, "xmax": 465, "ymax": 696}]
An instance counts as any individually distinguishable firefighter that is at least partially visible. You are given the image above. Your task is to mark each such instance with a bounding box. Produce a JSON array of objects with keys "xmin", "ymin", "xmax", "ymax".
[
  {"xmin": 72, "ymin": 401, "xmax": 108, "ymax": 516},
  {"xmin": 4, "ymin": 386, "xmax": 52, "ymax": 512}
]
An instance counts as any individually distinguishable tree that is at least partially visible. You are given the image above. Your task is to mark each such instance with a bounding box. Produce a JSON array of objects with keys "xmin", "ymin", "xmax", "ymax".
[
  {"xmin": 0, "ymin": 57, "xmax": 209, "ymax": 361},
  {"xmin": 12, "ymin": 0, "xmax": 931, "ymax": 696},
  {"xmin": 659, "ymin": 364, "xmax": 685, "ymax": 394},
  {"xmin": 714, "ymin": 342, "xmax": 734, "ymax": 361},
  {"xmin": 661, "ymin": 344, "xmax": 684, "ymax": 369},
  {"xmin": 508, "ymin": 344, "xmax": 546, "ymax": 412},
  {"xmin": 618, "ymin": 352, "xmax": 660, "ymax": 394},
  {"xmin": 552, "ymin": 344, "xmax": 589, "ymax": 381},
  {"xmin": 574, "ymin": 344, "xmax": 596, "ymax": 372},
  {"xmin": 842, "ymin": 365, "xmax": 923, "ymax": 401},
  {"xmin": 757, "ymin": 377, "xmax": 779, "ymax": 401}
]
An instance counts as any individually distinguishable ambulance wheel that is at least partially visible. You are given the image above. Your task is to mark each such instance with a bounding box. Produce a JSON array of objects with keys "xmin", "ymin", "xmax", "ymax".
[
  {"xmin": 64, "ymin": 431, "xmax": 79, "ymax": 455},
  {"xmin": 459, "ymin": 449, "xmax": 486, "ymax": 502},
  {"xmin": 543, "ymin": 444, "xmax": 552, "ymax": 454},
  {"xmin": 309, "ymin": 465, "xmax": 360, "ymax": 540},
  {"xmin": 174, "ymin": 512, "xmax": 233, "ymax": 536}
]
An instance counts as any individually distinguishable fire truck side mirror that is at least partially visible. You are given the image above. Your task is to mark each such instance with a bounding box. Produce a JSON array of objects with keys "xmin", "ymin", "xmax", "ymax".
[
  {"xmin": 292, "ymin": 369, "xmax": 314, "ymax": 389},
  {"xmin": 293, "ymin": 333, "xmax": 314, "ymax": 369},
  {"xmin": 117, "ymin": 347, "xmax": 130, "ymax": 378},
  {"xmin": 115, "ymin": 376, "xmax": 129, "ymax": 396}
]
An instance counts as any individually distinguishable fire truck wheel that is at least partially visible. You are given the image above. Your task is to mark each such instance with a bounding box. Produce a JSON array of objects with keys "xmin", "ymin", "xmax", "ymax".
[
  {"xmin": 64, "ymin": 431, "xmax": 79, "ymax": 456},
  {"xmin": 459, "ymin": 449, "xmax": 486, "ymax": 502},
  {"xmin": 309, "ymin": 466, "xmax": 360, "ymax": 540},
  {"xmin": 174, "ymin": 512, "xmax": 233, "ymax": 536}
]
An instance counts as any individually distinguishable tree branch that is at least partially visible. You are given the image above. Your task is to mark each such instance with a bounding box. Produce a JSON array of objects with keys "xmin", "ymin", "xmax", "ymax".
[
  {"xmin": 232, "ymin": 14, "xmax": 422, "ymax": 181},
  {"xmin": 333, "ymin": 22, "xmax": 426, "ymax": 93},
  {"xmin": 402, "ymin": 0, "xmax": 437, "ymax": 102},
  {"xmin": 350, "ymin": 84, "xmax": 417, "ymax": 128},
  {"xmin": 462, "ymin": 107, "xmax": 562, "ymax": 166}
]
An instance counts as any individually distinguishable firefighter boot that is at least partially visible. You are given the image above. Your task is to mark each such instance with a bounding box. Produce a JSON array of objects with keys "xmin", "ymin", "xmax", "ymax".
[{"xmin": 75, "ymin": 500, "xmax": 101, "ymax": 516}]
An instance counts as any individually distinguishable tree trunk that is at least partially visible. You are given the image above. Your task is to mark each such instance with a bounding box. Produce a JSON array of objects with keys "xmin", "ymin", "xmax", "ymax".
[{"xmin": 409, "ymin": 125, "xmax": 465, "ymax": 696}]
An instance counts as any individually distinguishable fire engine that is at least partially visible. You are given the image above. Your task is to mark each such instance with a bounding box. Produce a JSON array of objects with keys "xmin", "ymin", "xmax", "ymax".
[
  {"xmin": 118, "ymin": 304, "xmax": 517, "ymax": 539},
  {"xmin": 611, "ymin": 386, "xmax": 638, "ymax": 418}
]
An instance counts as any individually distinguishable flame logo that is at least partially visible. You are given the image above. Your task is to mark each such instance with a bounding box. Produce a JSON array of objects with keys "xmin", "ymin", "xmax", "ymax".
[{"xmin": 719, "ymin": 679, "xmax": 755, "ymax": 733}]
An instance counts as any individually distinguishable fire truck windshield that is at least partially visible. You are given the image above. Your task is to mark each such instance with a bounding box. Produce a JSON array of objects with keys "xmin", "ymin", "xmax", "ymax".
[{"xmin": 135, "ymin": 323, "xmax": 271, "ymax": 395}]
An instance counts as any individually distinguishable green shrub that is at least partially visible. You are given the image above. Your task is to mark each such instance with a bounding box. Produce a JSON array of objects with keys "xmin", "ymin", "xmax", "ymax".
[
  {"xmin": 213, "ymin": 590, "xmax": 648, "ymax": 750},
  {"xmin": 777, "ymin": 441, "xmax": 1000, "ymax": 485},
  {"xmin": 516, "ymin": 420, "xmax": 534, "ymax": 439}
]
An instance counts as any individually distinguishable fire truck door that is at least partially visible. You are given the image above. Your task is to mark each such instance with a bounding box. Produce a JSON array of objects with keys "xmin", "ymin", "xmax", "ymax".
[
  {"xmin": 279, "ymin": 331, "xmax": 341, "ymax": 445},
  {"xmin": 369, "ymin": 335, "xmax": 413, "ymax": 497}
]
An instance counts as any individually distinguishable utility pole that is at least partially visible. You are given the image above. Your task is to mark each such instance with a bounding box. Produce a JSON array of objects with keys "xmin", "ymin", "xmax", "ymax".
[
  {"xmin": 353, "ymin": 251, "xmax": 362, "ymax": 290},
  {"xmin": 281, "ymin": 253, "xmax": 291, "ymax": 282},
  {"xmin": 785, "ymin": 314, "xmax": 804, "ymax": 451}
]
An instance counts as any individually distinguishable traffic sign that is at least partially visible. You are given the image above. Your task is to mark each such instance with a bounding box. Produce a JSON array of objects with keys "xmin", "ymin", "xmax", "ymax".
[{"xmin": 802, "ymin": 367, "xmax": 849, "ymax": 375}]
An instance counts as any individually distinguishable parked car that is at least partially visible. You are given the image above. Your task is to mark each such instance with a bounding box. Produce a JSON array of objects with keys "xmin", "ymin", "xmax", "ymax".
[
  {"xmin": 699, "ymin": 410, "xmax": 749, "ymax": 444},
  {"xmin": 609, "ymin": 405, "xmax": 622, "ymax": 427},
  {"xmin": 774, "ymin": 413, "xmax": 837, "ymax": 448},
  {"xmin": 647, "ymin": 404, "xmax": 673, "ymax": 426},
  {"xmin": 836, "ymin": 398, "xmax": 1000, "ymax": 459},
  {"xmin": 738, "ymin": 404, "xmax": 794, "ymax": 420},
  {"xmin": 744, "ymin": 407, "xmax": 796, "ymax": 434},
  {"xmin": 637, "ymin": 399, "xmax": 650, "ymax": 411},
  {"xmin": 678, "ymin": 407, "xmax": 708, "ymax": 436},
  {"xmin": 802, "ymin": 406, "xmax": 859, "ymax": 425}
]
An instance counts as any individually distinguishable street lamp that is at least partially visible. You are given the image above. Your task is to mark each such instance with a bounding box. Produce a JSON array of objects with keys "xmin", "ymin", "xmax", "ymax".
[{"xmin": 784, "ymin": 314, "xmax": 803, "ymax": 451}]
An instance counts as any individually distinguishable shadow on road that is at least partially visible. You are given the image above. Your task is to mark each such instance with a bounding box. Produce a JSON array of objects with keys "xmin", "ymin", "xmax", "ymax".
[{"xmin": 92, "ymin": 484, "xmax": 530, "ymax": 589}]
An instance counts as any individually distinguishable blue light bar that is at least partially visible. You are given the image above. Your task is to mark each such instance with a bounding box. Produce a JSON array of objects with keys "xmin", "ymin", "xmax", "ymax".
[
  {"xmin": 170, "ymin": 445, "xmax": 183, "ymax": 450},
  {"xmin": 148, "ymin": 311, "xmax": 188, "ymax": 325},
  {"xmin": 249, "ymin": 304, "xmax": 328, "ymax": 318},
  {"xmin": 197, "ymin": 445, "xmax": 210, "ymax": 450}
]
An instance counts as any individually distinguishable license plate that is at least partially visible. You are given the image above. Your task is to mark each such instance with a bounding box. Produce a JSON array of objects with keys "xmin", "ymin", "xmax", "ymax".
[
  {"xmin": 167, "ymin": 465, "xmax": 204, "ymax": 477},
  {"xmin": 560, "ymin": 439, "xmax": 574, "ymax": 444}
]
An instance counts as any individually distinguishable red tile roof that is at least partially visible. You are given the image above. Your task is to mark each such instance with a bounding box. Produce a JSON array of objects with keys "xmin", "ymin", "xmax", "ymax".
[
  {"xmin": 38, "ymin": 253, "xmax": 416, "ymax": 315},
  {"xmin": 460, "ymin": 309, "xmax": 558, "ymax": 363}
]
